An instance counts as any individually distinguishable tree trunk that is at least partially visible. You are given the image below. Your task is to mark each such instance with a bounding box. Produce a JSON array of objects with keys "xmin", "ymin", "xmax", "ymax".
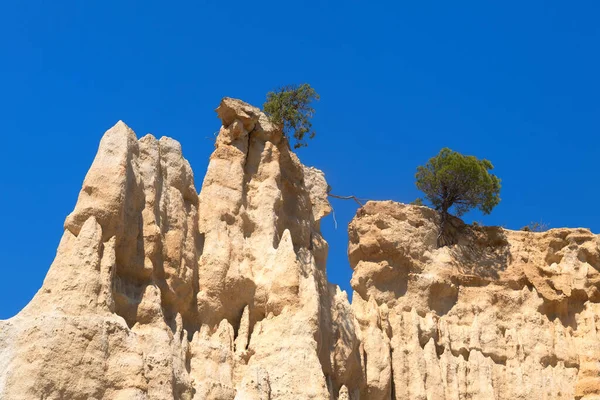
[{"xmin": 437, "ymin": 207, "xmax": 453, "ymax": 247}]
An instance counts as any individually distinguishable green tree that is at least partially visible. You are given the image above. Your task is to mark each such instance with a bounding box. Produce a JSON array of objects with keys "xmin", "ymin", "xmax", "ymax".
[
  {"xmin": 263, "ymin": 84, "xmax": 320, "ymax": 149},
  {"xmin": 415, "ymin": 148, "xmax": 501, "ymax": 246}
]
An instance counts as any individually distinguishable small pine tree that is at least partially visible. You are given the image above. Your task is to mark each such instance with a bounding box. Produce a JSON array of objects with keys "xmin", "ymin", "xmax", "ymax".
[
  {"xmin": 263, "ymin": 84, "xmax": 319, "ymax": 149},
  {"xmin": 416, "ymin": 148, "xmax": 501, "ymax": 246}
]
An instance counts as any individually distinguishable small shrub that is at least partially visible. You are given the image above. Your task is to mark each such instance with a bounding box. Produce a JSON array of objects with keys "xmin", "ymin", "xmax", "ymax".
[
  {"xmin": 522, "ymin": 221, "xmax": 549, "ymax": 232},
  {"xmin": 263, "ymin": 84, "xmax": 319, "ymax": 149}
]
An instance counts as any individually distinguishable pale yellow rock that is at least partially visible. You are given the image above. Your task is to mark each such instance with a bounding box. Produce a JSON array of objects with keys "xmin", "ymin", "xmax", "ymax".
[
  {"xmin": 234, "ymin": 366, "xmax": 271, "ymax": 399},
  {"xmin": 194, "ymin": 97, "xmax": 355, "ymax": 399},
  {"xmin": 338, "ymin": 385, "xmax": 349, "ymax": 400},
  {"xmin": 2, "ymin": 100, "xmax": 598, "ymax": 400},
  {"xmin": 350, "ymin": 200, "xmax": 600, "ymax": 399},
  {"xmin": 0, "ymin": 99, "xmax": 361, "ymax": 399}
]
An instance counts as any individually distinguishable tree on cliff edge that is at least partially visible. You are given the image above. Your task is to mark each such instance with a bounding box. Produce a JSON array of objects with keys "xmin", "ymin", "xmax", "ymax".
[
  {"xmin": 263, "ymin": 84, "xmax": 319, "ymax": 149},
  {"xmin": 416, "ymin": 148, "xmax": 501, "ymax": 247}
]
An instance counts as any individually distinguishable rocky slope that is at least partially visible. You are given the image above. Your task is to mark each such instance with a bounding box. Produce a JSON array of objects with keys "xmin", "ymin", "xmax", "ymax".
[{"xmin": 1, "ymin": 98, "xmax": 599, "ymax": 399}]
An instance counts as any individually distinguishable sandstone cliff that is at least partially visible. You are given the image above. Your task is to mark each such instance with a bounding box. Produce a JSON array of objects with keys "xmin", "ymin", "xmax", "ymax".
[
  {"xmin": 350, "ymin": 201, "xmax": 600, "ymax": 400},
  {"xmin": 0, "ymin": 99, "xmax": 362, "ymax": 399},
  {"xmin": 1, "ymin": 99, "xmax": 599, "ymax": 400}
]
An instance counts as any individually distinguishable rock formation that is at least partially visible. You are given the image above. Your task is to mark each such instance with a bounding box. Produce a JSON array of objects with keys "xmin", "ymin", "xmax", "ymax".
[
  {"xmin": 1, "ymin": 98, "xmax": 599, "ymax": 399},
  {"xmin": 0, "ymin": 98, "xmax": 362, "ymax": 400},
  {"xmin": 350, "ymin": 201, "xmax": 600, "ymax": 400}
]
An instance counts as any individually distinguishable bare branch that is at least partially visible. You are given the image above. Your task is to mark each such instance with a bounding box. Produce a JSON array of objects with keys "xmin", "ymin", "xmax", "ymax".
[{"xmin": 328, "ymin": 193, "xmax": 364, "ymax": 207}]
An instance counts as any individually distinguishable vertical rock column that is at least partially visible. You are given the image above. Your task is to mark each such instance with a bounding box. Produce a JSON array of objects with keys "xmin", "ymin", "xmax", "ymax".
[
  {"xmin": 0, "ymin": 98, "xmax": 365, "ymax": 400},
  {"xmin": 192, "ymin": 98, "xmax": 363, "ymax": 399},
  {"xmin": 0, "ymin": 121, "xmax": 201, "ymax": 399}
]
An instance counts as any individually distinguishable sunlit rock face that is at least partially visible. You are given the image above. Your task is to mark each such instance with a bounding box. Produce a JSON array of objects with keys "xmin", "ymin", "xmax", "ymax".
[
  {"xmin": 349, "ymin": 201, "xmax": 600, "ymax": 400},
  {"xmin": 1, "ymin": 98, "xmax": 599, "ymax": 400},
  {"xmin": 0, "ymin": 99, "xmax": 362, "ymax": 400}
]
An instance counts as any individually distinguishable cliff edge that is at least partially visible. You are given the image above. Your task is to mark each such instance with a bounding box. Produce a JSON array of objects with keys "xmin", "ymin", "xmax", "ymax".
[
  {"xmin": 1, "ymin": 99, "xmax": 599, "ymax": 400},
  {"xmin": 350, "ymin": 201, "xmax": 600, "ymax": 399}
]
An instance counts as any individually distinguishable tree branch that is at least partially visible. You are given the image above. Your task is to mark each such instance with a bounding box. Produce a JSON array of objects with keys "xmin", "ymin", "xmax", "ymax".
[{"xmin": 327, "ymin": 193, "xmax": 364, "ymax": 207}]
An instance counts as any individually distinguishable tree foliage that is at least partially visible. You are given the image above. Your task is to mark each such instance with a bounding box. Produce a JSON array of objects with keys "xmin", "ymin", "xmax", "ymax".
[
  {"xmin": 263, "ymin": 84, "xmax": 319, "ymax": 149},
  {"xmin": 415, "ymin": 148, "xmax": 501, "ymax": 246}
]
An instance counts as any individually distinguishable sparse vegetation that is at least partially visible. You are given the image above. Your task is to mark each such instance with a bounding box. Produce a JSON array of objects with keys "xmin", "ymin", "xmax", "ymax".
[
  {"xmin": 263, "ymin": 84, "xmax": 319, "ymax": 149},
  {"xmin": 415, "ymin": 148, "xmax": 501, "ymax": 246},
  {"xmin": 410, "ymin": 198, "xmax": 424, "ymax": 206},
  {"xmin": 521, "ymin": 221, "xmax": 550, "ymax": 232}
]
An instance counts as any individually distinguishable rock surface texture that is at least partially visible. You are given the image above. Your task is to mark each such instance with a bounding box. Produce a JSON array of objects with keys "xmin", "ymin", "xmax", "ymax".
[
  {"xmin": 1, "ymin": 99, "xmax": 599, "ymax": 399},
  {"xmin": 350, "ymin": 201, "xmax": 600, "ymax": 400}
]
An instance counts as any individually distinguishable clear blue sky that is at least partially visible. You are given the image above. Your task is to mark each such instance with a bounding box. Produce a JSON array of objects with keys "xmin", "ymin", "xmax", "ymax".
[{"xmin": 1, "ymin": 1, "xmax": 598, "ymax": 319}]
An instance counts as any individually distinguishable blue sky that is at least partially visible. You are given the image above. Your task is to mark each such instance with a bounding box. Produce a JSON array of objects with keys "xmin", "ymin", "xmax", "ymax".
[{"xmin": 1, "ymin": 1, "xmax": 598, "ymax": 319}]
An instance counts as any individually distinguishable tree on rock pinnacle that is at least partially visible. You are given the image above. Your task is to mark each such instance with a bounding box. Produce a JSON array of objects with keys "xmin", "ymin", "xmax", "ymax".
[
  {"xmin": 415, "ymin": 147, "xmax": 501, "ymax": 246},
  {"xmin": 263, "ymin": 83, "xmax": 319, "ymax": 149}
]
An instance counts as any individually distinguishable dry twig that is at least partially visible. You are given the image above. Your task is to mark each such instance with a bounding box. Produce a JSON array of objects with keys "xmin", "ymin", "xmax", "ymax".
[{"xmin": 327, "ymin": 193, "xmax": 364, "ymax": 207}]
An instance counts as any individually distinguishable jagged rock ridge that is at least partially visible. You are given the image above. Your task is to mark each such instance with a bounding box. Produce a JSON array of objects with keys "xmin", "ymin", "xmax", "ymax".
[
  {"xmin": 0, "ymin": 98, "xmax": 363, "ymax": 399},
  {"xmin": 1, "ymin": 98, "xmax": 599, "ymax": 399}
]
